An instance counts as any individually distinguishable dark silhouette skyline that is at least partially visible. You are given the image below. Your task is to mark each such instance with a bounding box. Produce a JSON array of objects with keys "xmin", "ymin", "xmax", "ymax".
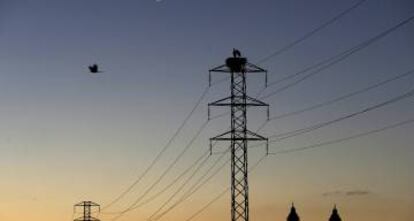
[{"xmin": 287, "ymin": 204, "xmax": 342, "ymax": 221}]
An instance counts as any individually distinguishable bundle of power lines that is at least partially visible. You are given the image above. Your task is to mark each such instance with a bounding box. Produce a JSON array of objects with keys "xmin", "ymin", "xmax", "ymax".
[{"xmin": 91, "ymin": 1, "xmax": 414, "ymax": 221}]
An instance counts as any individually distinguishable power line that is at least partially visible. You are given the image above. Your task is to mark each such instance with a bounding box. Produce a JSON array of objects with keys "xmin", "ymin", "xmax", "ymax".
[
  {"xmin": 183, "ymin": 155, "xmax": 267, "ymax": 221},
  {"xmin": 254, "ymin": 44, "xmax": 357, "ymax": 99},
  {"xmin": 101, "ymin": 151, "xmax": 210, "ymax": 215},
  {"xmin": 143, "ymin": 62, "xmax": 414, "ymax": 221},
  {"xmin": 181, "ymin": 117, "xmax": 414, "ymax": 221},
  {"xmin": 104, "ymin": 75, "xmax": 229, "ymax": 212},
  {"xmin": 103, "ymin": 77, "xmax": 231, "ymax": 216},
  {"xmin": 211, "ymin": 0, "xmax": 371, "ymax": 118},
  {"xmin": 69, "ymin": 3, "xmax": 410, "ymax": 221},
  {"xmin": 267, "ymin": 86, "xmax": 414, "ymax": 142},
  {"xmin": 107, "ymin": 127, "xmax": 233, "ymax": 219},
  {"xmin": 103, "ymin": 129, "xmax": 230, "ymax": 217},
  {"xmin": 266, "ymin": 69, "xmax": 414, "ymax": 123},
  {"xmin": 103, "ymin": 86, "xmax": 210, "ymax": 210},
  {"xmin": 254, "ymin": 68, "xmax": 414, "ymax": 134},
  {"xmin": 152, "ymin": 115, "xmax": 271, "ymax": 221},
  {"xmin": 148, "ymin": 54, "xmax": 267, "ymax": 221},
  {"xmin": 260, "ymin": 13, "xmax": 414, "ymax": 99},
  {"xmin": 106, "ymin": 5, "xmax": 378, "ymax": 207},
  {"xmin": 269, "ymin": 118, "xmax": 414, "ymax": 155},
  {"xmin": 264, "ymin": 85, "xmax": 411, "ymax": 148},
  {"xmin": 101, "ymin": 0, "xmax": 389, "ymax": 207},
  {"xmin": 148, "ymin": 148, "xmax": 231, "ymax": 221},
  {"xmin": 256, "ymin": 0, "xmax": 369, "ymax": 64},
  {"xmin": 103, "ymin": 146, "xmax": 232, "ymax": 219},
  {"xmin": 184, "ymin": 186, "xmax": 229, "ymax": 221},
  {"xmin": 174, "ymin": 83, "xmax": 414, "ymax": 220},
  {"xmin": 111, "ymin": 120, "xmax": 210, "ymax": 220},
  {"xmin": 178, "ymin": 151, "xmax": 229, "ymax": 203},
  {"xmin": 106, "ymin": 9, "xmax": 414, "ymax": 221},
  {"xmin": 168, "ymin": 16, "xmax": 414, "ymax": 218},
  {"xmin": 131, "ymin": 143, "xmax": 229, "ymax": 217},
  {"xmin": 218, "ymin": 14, "xmax": 414, "ymax": 123},
  {"xmin": 147, "ymin": 149, "xmax": 213, "ymax": 221},
  {"xmin": 150, "ymin": 148, "xmax": 231, "ymax": 221}
]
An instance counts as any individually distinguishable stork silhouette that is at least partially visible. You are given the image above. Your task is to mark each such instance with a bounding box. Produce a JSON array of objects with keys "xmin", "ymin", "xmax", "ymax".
[
  {"xmin": 232, "ymin": 48, "xmax": 241, "ymax": 58},
  {"xmin": 88, "ymin": 64, "xmax": 102, "ymax": 73}
]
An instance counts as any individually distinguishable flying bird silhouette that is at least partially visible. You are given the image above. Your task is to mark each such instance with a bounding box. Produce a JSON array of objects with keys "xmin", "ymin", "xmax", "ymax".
[{"xmin": 88, "ymin": 64, "xmax": 102, "ymax": 73}]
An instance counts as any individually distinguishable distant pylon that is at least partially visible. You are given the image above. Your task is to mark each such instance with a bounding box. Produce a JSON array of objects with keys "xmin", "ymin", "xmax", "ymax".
[
  {"xmin": 74, "ymin": 201, "xmax": 101, "ymax": 221},
  {"xmin": 208, "ymin": 50, "xmax": 269, "ymax": 221}
]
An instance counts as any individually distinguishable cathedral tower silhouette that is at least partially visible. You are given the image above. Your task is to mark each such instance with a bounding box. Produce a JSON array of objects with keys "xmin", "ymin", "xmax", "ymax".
[
  {"xmin": 328, "ymin": 205, "xmax": 342, "ymax": 221},
  {"xmin": 283, "ymin": 203, "xmax": 343, "ymax": 221},
  {"xmin": 286, "ymin": 204, "xmax": 300, "ymax": 221}
]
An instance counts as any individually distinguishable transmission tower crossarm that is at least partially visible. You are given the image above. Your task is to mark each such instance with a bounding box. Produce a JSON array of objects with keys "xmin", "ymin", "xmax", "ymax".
[
  {"xmin": 74, "ymin": 218, "xmax": 100, "ymax": 221},
  {"xmin": 75, "ymin": 201, "xmax": 100, "ymax": 207},
  {"xmin": 209, "ymin": 61, "xmax": 267, "ymax": 73},
  {"xmin": 209, "ymin": 96, "xmax": 269, "ymax": 107},
  {"xmin": 209, "ymin": 64, "xmax": 228, "ymax": 72},
  {"xmin": 210, "ymin": 130, "xmax": 268, "ymax": 141},
  {"xmin": 73, "ymin": 201, "xmax": 101, "ymax": 221},
  {"xmin": 244, "ymin": 63, "xmax": 267, "ymax": 73},
  {"xmin": 208, "ymin": 96, "xmax": 232, "ymax": 106}
]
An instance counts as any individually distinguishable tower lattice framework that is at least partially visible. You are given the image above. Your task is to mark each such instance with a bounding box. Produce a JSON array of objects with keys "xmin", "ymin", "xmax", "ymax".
[
  {"xmin": 74, "ymin": 201, "xmax": 100, "ymax": 221},
  {"xmin": 209, "ymin": 50, "xmax": 269, "ymax": 221}
]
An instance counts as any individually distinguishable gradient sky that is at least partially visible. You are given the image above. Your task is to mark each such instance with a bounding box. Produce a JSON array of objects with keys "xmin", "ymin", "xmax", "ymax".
[{"xmin": 0, "ymin": 0, "xmax": 414, "ymax": 221}]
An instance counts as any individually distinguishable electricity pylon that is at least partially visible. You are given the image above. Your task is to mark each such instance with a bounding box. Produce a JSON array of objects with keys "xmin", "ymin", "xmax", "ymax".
[
  {"xmin": 74, "ymin": 201, "xmax": 101, "ymax": 221},
  {"xmin": 208, "ymin": 50, "xmax": 269, "ymax": 221}
]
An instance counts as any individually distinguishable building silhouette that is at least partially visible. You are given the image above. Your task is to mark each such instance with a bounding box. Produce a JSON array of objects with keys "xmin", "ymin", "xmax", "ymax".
[
  {"xmin": 328, "ymin": 205, "xmax": 342, "ymax": 221},
  {"xmin": 285, "ymin": 204, "xmax": 342, "ymax": 221},
  {"xmin": 287, "ymin": 204, "xmax": 300, "ymax": 221}
]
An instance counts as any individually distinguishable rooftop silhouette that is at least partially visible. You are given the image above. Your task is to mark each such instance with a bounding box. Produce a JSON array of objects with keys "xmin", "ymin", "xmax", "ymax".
[
  {"xmin": 287, "ymin": 203, "xmax": 300, "ymax": 221},
  {"xmin": 329, "ymin": 205, "xmax": 342, "ymax": 221},
  {"xmin": 286, "ymin": 204, "xmax": 343, "ymax": 221}
]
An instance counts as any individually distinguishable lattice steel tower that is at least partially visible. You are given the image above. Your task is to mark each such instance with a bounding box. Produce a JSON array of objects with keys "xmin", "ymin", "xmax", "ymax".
[
  {"xmin": 208, "ymin": 50, "xmax": 269, "ymax": 221},
  {"xmin": 74, "ymin": 201, "xmax": 101, "ymax": 221}
]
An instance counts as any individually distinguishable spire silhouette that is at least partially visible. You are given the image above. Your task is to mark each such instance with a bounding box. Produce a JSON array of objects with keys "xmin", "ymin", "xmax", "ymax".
[
  {"xmin": 287, "ymin": 203, "xmax": 300, "ymax": 221},
  {"xmin": 329, "ymin": 205, "xmax": 342, "ymax": 221}
]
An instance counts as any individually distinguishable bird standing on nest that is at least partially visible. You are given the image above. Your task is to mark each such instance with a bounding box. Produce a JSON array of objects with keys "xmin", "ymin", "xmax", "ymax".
[{"xmin": 232, "ymin": 48, "xmax": 241, "ymax": 58}]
